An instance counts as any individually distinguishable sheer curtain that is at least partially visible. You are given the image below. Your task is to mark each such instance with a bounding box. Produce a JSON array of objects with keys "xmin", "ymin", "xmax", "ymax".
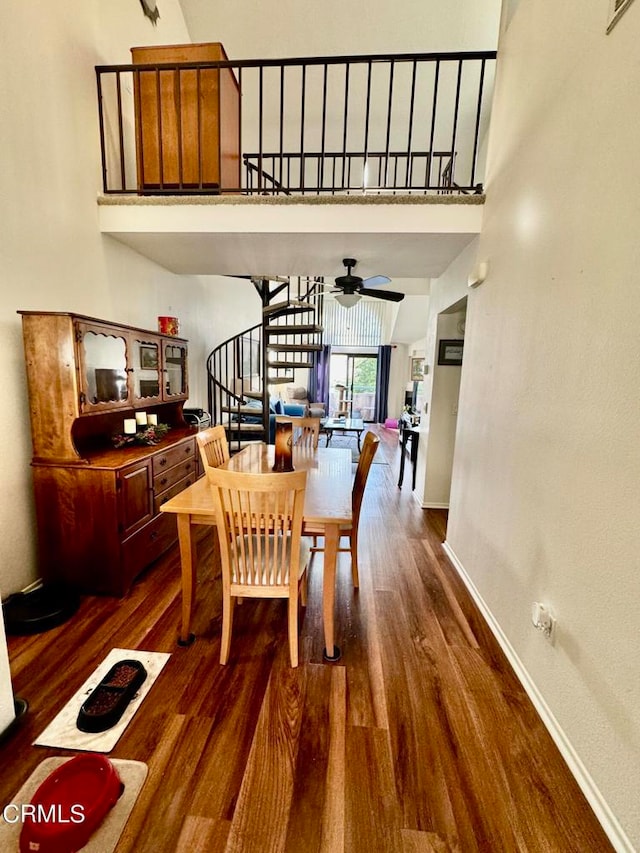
[{"xmin": 374, "ymin": 345, "xmax": 392, "ymax": 422}]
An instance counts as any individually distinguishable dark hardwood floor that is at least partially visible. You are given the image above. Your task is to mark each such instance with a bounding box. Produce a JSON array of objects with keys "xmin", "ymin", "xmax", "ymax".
[{"xmin": 0, "ymin": 426, "xmax": 613, "ymax": 852}]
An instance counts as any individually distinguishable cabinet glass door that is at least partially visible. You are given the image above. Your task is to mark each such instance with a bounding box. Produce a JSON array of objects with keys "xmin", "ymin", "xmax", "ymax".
[
  {"xmin": 162, "ymin": 341, "xmax": 188, "ymax": 399},
  {"xmin": 77, "ymin": 323, "xmax": 130, "ymax": 412},
  {"xmin": 130, "ymin": 334, "xmax": 162, "ymax": 404}
]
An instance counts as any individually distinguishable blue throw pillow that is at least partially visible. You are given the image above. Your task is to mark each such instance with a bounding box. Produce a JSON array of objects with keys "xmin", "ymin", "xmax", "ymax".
[{"xmin": 274, "ymin": 399, "xmax": 284, "ymax": 415}]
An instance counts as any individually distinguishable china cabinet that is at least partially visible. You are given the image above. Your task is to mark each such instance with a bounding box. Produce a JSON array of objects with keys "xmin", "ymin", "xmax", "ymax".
[{"xmin": 19, "ymin": 311, "xmax": 198, "ymax": 596}]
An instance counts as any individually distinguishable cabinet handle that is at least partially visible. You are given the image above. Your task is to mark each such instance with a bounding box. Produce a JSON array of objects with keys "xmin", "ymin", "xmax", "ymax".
[
  {"xmin": 158, "ymin": 457, "xmax": 167, "ymax": 467},
  {"xmin": 185, "ymin": 463, "xmax": 191, "ymax": 471},
  {"xmin": 159, "ymin": 477, "xmax": 168, "ymax": 486},
  {"xmin": 150, "ymin": 530, "xmax": 159, "ymax": 541},
  {"xmin": 184, "ymin": 447, "xmax": 190, "ymax": 454}
]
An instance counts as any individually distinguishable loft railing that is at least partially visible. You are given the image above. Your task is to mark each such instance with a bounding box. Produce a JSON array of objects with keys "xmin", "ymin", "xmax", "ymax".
[
  {"xmin": 242, "ymin": 149, "xmax": 466, "ymax": 195},
  {"xmin": 96, "ymin": 50, "xmax": 496, "ymax": 197}
]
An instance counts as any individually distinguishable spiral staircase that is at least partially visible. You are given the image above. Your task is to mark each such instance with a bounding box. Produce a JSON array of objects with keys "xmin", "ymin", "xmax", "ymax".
[{"xmin": 206, "ymin": 277, "xmax": 325, "ymax": 452}]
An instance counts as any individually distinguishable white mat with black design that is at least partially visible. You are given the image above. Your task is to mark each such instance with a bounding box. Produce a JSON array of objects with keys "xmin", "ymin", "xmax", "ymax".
[{"xmin": 34, "ymin": 648, "xmax": 170, "ymax": 753}]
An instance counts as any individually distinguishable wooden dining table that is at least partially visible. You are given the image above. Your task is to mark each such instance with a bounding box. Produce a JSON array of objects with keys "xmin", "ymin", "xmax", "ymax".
[{"xmin": 160, "ymin": 442, "xmax": 353, "ymax": 661}]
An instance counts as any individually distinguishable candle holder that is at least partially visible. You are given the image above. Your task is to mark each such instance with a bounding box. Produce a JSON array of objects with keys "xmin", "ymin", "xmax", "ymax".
[
  {"xmin": 273, "ymin": 422, "xmax": 294, "ymax": 472},
  {"xmin": 112, "ymin": 423, "xmax": 170, "ymax": 448}
]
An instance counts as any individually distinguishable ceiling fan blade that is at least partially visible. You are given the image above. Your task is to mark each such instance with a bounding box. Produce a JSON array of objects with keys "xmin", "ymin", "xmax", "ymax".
[
  {"xmin": 358, "ymin": 287, "xmax": 405, "ymax": 302},
  {"xmin": 363, "ymin": 275, "xmax": 391, "ymax": 287}
]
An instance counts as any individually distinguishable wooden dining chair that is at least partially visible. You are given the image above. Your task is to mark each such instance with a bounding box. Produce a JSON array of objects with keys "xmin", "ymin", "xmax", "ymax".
[
  {"xmin": 206, "ymin": 466, "xmax": 310, "ymax": 667},
  {"xmin": 275, "ymin": 415, "xmax": 320, "ymax": 449},
  {"xmin": 307, "ymin": 430, "xmax": 380, "ymax": 587},
  {"xmin": 196, "ymin": 425, "xmax": 230, "ymax": 469}
]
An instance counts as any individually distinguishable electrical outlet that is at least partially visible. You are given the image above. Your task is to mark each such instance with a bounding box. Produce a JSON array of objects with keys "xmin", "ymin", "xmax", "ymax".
[{"xmin": 531, "ymin": 602, "xmax": 556, "ymax": 644}]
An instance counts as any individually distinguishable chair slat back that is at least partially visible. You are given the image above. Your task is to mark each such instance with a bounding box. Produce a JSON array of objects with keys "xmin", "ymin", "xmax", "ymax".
[
  {"xmin": 196, "ymin": 425, "xmax": 230, "ymax": 469},
  {"xmin": 275, "ymin": 415, "xmax": 319, "ymax": 449},
  {"xmin": 207, "ymin": 467, "xmax": 307, "ymax": 590},
  {"xmin": 352, "ymin": 431, "xmax": 380, "ymax": 526}
]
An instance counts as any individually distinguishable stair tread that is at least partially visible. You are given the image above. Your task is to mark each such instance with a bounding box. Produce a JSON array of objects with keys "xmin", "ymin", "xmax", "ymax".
[
  {"xmin": 265, "ymin": 324, "xmax": 324, "ymax": 334},
  {"xmin": 221, "ymin": 405, "xmax": 264, "ymax": 415},
  {"xmin": 225, "ymin": 423, "xmax": 265, "ymax": 433},
  {"xmin": 263, "ymin": 301, "xmax": 315, "ymax": 317},
  {"xmin": 267, "ymin": 343, "xmax": 323, "ymax": 352},
  {"xmin": 268, "ymin": 376, "xmax": 295, "ymax": 384},
  {"xmin": 269, "ymin": 361, "xmax": 313, "ymax": 369}
]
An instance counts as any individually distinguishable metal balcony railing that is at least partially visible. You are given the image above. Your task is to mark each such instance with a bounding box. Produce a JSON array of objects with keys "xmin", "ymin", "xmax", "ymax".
[{"xmin": 95, "ymin": 50, "xmax": 496, "ymax": 197}]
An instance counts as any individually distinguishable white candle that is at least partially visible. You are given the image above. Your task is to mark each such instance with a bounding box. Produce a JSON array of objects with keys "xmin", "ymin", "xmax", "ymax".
[
  {"xmin": 124, "ymin": 418, "xmax": 137, "ymax": 435},
  {"xmin": 147, "ymin": 414, "xmax": 158, "ymax": 426},
  {"xmin": 135, "ymin": 412, "xmax": 148, "ymax": 426}
]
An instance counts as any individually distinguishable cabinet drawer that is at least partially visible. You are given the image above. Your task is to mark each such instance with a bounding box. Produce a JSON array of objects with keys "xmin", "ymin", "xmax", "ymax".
[
  {"xmin": 121, "ymin": 511, "xmax": 177, "ymax": 590},
  {"xmin": 153, "ymin": 457, "xmax": 195, "ymax": 494},
  {"xmin": 152, "ymin": 439, "xmax": 195, "ymax": 476},
  {"xmin": 154, "ymin": 473, "xmax": 196, "ymax": 514}
]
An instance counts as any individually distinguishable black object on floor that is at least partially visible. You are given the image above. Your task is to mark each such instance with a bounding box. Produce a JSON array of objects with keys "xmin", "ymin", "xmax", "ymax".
[
  {"xmin": 2, "ymin": 584, "xmax": 80, "ymax": 635},
  {"xmin": 77, "ymin": 660, "xmax": 147, "ymax": 733}
]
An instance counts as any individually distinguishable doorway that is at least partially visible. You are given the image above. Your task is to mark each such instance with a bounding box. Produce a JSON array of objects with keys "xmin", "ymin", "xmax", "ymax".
[
  {"xmin": 328, "ymin": 353, "xmax": 378, "ymax": 421},
  {"xmin": 422, "ymin": 297, "xmax": 466, "ymax": 508}
]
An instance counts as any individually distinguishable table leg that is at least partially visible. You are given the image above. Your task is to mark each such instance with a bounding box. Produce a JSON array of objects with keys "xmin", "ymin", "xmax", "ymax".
[
  {"xmin": 357, "ymin": 430, "xmax": 362, "ymax": 452},
  {"xmin": 398, "ymin": 430, "xmax": 408, "ymax": 487},
  {"xmin": 322, "ymin": 523, "xmax": 341, "ymax": 662},
  {"xmin": 411, "ymin": 434, "xmax": 419, "ymax": 491},
  {"xmin": 177, "ymin": 514, "xmax": 197, "ymax": 646},
  {"xmin": 326, "ymin": 429, "xmax": 333, "ymax": 447}
]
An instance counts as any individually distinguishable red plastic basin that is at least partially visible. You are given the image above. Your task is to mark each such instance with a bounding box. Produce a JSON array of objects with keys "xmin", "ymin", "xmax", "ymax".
[{"xmin": 19, "ymin": 754, "xmax": 122, "ymax": 853}]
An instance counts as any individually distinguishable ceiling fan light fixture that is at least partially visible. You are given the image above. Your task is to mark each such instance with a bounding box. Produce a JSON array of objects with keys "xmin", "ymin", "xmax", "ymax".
[{"xmin": 335, "ymin": 292, "xmax": 361, "ymax": 309}]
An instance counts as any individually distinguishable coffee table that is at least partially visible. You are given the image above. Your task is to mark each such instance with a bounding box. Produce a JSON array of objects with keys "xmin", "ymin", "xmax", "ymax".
[{"xmin": 321, "ymin": 417, "xmax": 366, "ymax": 451}]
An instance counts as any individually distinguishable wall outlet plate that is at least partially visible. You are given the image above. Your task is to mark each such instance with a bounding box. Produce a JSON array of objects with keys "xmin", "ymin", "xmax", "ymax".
[{"xmin": 532, "ymin": 602, "xmax": 557, "ymax": 644}]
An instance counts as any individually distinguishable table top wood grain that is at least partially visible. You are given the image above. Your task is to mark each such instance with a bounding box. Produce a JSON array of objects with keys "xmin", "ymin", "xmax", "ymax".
[{"xmin": 161, "ymin": 444, "xmax": 353, "ymax": 526}]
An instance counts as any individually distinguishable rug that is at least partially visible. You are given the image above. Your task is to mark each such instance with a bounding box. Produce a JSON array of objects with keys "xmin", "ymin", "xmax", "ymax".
[
  {"xmin": 0, "ymin": 757, "xmax": 147, "ymax": 853},
  {"xmin": 34, "ymin": 648, "xmax": 170, "ymax": 753}
]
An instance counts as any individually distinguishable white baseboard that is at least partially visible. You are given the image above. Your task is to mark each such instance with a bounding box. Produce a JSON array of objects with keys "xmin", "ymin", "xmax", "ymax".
[
  {"xmin": 442, "ymin": 540, "xmax": 635, "ymax": 853},
  {"xmin": 420, "ymin": 501, "xmax": 449, "ymax": 509}
]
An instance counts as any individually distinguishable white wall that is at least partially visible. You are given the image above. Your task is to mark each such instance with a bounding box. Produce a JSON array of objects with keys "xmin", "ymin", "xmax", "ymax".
[
  {"xmin": 0, "ymin": 586, "xmax": 15, "ymax": 737},
  {"xmin": 413, "ymin": 240, "xmax": 476, "ymax": 506},
  {"xmin": 180, "ymin": 0, "xmax": 500, "ymax": 57},
  {"xmin": 444, "ymin": 0, "xmax": 640, "ymax": 847},
  {"xmin": 421, "ymin": 310, "xmax": 465, "ymax": 507},
  {"xmin": 0, "ymin": 1, "xmax": 259, "ymax": 596}
]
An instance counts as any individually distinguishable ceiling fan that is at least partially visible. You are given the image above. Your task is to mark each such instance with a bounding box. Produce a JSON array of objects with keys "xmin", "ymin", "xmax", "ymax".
[{"xmin": 327, "ymin": 258, "xmax": 405, "ymax": 308}]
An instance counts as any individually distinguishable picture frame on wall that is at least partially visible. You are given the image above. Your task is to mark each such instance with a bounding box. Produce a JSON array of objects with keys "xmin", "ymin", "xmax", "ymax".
[
  {"xmin": 410, "ymin": 358, "xmax": 424, "ymax": 382},
  {"xmin": 607, "ymin": 0, "xmax": 636, "ymax": 32},
  {"xmin": 437, "ymin": 339, "xmax": 464, "ymax": 366}
]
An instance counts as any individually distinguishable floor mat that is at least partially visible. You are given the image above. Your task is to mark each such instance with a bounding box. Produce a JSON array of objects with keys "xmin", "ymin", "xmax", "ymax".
[
  {"xmin": 34, "ymin": 648, "xmax": 170, "ymax": 753},
  {"xmin": 0, "ymin": 757, "xmax": 147, "ymax": 852}
]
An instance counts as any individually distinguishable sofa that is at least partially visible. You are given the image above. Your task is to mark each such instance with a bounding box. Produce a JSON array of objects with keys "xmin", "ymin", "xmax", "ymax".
[
  {"xmin": 268, "ymin": 401, "xmax": 306, "ymax": 443},
  {"xmin": 284, "ymin": 386, "xmax": 326, "ymax": 419}
]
